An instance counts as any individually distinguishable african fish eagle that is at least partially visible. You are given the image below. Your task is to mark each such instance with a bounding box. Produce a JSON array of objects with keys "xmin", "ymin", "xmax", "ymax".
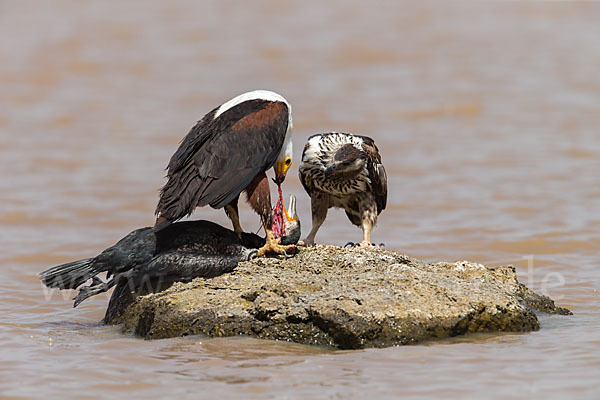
[{"xmin": 154, "ymin": 90, "xmax": 296, "ymax": 256}]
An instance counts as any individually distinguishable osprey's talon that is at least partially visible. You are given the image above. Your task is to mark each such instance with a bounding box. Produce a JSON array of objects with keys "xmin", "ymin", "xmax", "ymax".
[
  {"xmin": 344, "ymin": 242, "xmax": 356, "ymax": 248},
  {"xmin": 299, "ymin": 239, "xmax": 315, "ymax": 247}
]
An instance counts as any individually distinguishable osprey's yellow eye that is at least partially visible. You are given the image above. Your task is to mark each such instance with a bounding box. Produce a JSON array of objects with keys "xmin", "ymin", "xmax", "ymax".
[{"xmin": 285, "ymin": 157, "xmax": 292, "ymax": 166}]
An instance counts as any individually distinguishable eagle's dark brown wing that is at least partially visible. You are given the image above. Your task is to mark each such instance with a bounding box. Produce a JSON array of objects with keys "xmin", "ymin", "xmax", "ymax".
[{"xmin": 156, "ymin": 100, "xmax": 289, "ymax": 221}]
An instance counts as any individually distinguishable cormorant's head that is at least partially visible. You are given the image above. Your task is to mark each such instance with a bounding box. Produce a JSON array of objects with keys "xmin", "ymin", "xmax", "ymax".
[
  {"xmin": 274, "ymin": 134, "xmax": 293, "ymax": 184},
  {"xmin": 272, "ymin": 194, "xmax": 301, "ymax": 245},
  {"xmin": 280, "ymin": 194, "xmax": 301, "ymax": 245},
  {"xmin": 324, "ymin": 144, "xmax": 367, "ymax": 178}
]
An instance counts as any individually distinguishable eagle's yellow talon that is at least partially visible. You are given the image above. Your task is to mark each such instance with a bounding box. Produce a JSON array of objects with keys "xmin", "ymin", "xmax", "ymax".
[{"xmin": 256, "ymin": 228, "xmax": 296, "ymax": 257}]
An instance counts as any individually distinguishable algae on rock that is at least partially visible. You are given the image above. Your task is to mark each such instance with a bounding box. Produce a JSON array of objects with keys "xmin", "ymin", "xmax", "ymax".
[{"xmin": 112, "ymin": 245, "xmax": 570, "ymax": 349}]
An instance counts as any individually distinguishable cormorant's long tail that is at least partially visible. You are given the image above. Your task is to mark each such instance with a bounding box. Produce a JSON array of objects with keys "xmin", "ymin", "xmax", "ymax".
[{"xmin": 39, "ymin": 258, "xmax": 97, "ymax": 290}]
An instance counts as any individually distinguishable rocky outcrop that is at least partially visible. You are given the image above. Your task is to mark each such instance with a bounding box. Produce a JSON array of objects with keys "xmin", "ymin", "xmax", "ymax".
[{"xmin": 112, "ymin": 245, "xmax": 571, "ymax": 349}]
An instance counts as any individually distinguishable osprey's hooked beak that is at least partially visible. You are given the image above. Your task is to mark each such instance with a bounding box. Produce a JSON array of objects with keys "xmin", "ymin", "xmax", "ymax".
[
  {"xmin": 274, "ymin": 157, "xmax": 292, "ymax": 184},
  {"xmin": 324, "ymin": 162, "xmax": 337, "ymax": 178}
]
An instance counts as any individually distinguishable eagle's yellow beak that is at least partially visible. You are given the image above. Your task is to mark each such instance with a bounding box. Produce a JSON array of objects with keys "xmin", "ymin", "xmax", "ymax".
[{"xmin": 274, "ymin": 157, "xmax": 292, "ymax": 184}]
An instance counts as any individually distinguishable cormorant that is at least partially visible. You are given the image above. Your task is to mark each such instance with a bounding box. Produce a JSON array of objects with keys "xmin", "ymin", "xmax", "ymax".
[{"xmin": 40, "ymin": 195, "xmax": 300, "ymax": 323}]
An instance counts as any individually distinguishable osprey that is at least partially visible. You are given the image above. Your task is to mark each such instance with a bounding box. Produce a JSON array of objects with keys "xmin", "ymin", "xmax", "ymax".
[
  {"xmin": 154, "ymin": 90, "xmax": 296, "ymax": 256},
  {"xmin": 299, "ymin": 132, "xmax": 387, "ymax": 247}
]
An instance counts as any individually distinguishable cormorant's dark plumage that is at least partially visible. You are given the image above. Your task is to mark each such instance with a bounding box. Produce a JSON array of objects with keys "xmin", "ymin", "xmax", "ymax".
[
  {"xmin": 40, "ymin": 198, "xmax": 301, "ymax": 323},
  {"xmin": 40, "ymin": 221, "xmax": 261, "ymax": 322}
]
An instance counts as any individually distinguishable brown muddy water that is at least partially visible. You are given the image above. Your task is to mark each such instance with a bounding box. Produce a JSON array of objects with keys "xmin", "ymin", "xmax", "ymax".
[{"xmin": 1, "ymin": 1, "xmax": 599, "ymax": 398}]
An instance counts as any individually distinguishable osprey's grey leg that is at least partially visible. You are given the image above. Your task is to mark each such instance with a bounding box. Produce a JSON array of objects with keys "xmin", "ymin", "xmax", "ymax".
[
  {"xmin": 301, "ymin": 193, "xmax": 328, "ymax": 246},
  {"xmin": 359, "ymin": 198, "xmax": 378, "ymax": 247},
  {"xmin": 359, "ymin": 227, "xmax": 372, "ymax": 247}
]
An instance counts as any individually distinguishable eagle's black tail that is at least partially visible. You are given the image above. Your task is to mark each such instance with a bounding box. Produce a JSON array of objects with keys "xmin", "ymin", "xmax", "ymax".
[{"xmin": 39, "ymin": 258, "xmax": 97, "ymax": 290}]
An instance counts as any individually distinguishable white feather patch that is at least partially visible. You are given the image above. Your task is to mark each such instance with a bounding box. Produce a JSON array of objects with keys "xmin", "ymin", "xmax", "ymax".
[
  {"xmin": 303, "ymin": 132, "xmax": 364, "ymax": 164},
  {"xmin": 214, "ymin": 90, "xmax": 292, "ymax": 127}
]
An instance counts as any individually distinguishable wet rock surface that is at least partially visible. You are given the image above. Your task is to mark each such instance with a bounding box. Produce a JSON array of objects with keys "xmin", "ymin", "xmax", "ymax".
[{"xmin": 113, "ymin": 245, "xmax": 571, "ymax": 349}]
